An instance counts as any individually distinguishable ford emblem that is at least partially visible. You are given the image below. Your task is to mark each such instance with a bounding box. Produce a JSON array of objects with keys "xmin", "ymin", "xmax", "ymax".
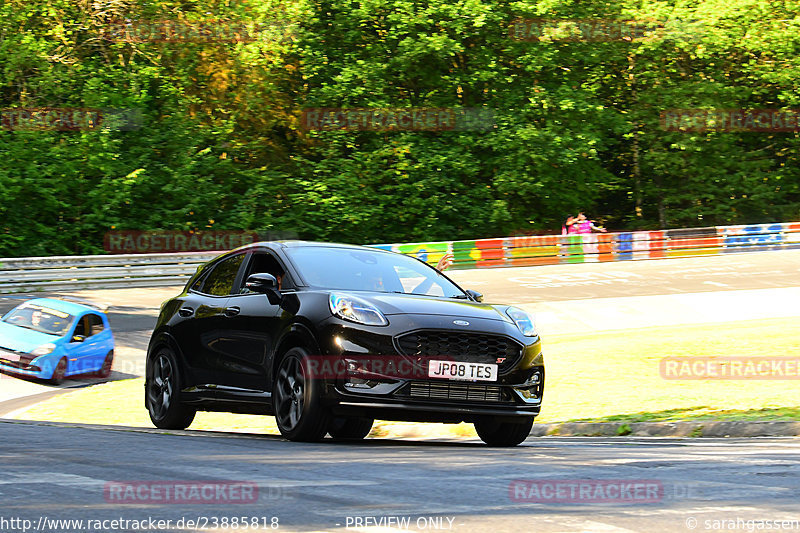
[{"xmin": 453, "ymin": 320, "xmax": 470, "ymax": 326}]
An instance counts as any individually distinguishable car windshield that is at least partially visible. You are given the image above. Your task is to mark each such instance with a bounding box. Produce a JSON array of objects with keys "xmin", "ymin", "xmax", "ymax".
[
  {"xmin": 287, "ymin": 247, "xmax": 466, "ymax": 298},
  {"xmin": 2, "ymin": 303, "xmax": 75, "ymax": 336}
]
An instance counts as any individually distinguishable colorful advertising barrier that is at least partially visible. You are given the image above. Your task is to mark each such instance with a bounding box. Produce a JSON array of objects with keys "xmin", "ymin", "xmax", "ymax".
[{"xmin": 374, "ymin": 222, "xmax": 800, "ymax": 270}]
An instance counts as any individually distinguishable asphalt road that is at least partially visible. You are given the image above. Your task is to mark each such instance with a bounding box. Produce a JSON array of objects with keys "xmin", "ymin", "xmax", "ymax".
[
  {"xmin": 2, "ymin": 419, "xmax": 799, "ymax": 532},
  {"xmin": 446, "ymin": 248, "xmax": 800, "ymax": 304}
]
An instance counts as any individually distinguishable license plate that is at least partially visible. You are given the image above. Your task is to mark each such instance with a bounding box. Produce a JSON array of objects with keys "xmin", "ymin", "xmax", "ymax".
[
  {"xmin": 427, "ymin": 360, "xmax": 498, "ymax": 382},
  {"xmin": 0, "ymin": 350, "xmax": 21, "ymax": 363}
]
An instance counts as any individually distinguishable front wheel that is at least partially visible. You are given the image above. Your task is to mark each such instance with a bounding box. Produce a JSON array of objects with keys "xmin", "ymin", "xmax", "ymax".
[
  {"xmin": 49, "ymin": 357, "xmax": 67, "ymax": 385},
  {"xmin": 146, "ymin": 347, "xmax": 196, "ymax": 429},
  {"xmin": 328, "ymin": 417, "xmax": 374, "ymax": 441},
  {"xmin": 474, "ymin": 417, "xmax": 534, "ymax": 447},
  {"xmin": 272, "ymin": 347, "xmax": 330, "ymax": 442}
]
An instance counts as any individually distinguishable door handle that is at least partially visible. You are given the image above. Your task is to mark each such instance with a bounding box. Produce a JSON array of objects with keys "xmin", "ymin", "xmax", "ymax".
[
  {"xmin": 224, "ymin": 306, "xmax": 240, "ymax": 317},
  {"xmin": 178, "ymin": 307, "xmax": 194, "ymax": 317}
]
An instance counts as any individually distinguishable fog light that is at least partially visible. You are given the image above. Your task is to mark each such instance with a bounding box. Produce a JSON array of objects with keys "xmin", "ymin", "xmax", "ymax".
[
  {"xmin": 345, "ymin": 378, "xmax": 376, "ymax": 389},
  {"xmin": 517, "ymin": 387, "xmax": 538, "ymax": 400}
]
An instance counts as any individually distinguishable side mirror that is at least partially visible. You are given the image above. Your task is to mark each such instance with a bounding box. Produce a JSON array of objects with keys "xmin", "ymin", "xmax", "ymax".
[
  {"xmin": 72, "ymin": 334, "xmax": 86, "ymax": 343},
  {"xmin": 245, "ymin": 273, "xmax": 282, "ymax": 305},
  {"xmin": 465, "ymin": 289, "xmax": 483, "ymax": 303}
]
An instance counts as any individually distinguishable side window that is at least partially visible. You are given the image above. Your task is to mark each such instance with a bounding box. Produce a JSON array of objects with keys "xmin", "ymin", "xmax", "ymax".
[
  {"xmin": 240, "ymin": 252, "xmax": 290, "ymax": 293},
  {"xmin": 190, "ymin": 270, "xmax": 209, "ymax": 293},
  {"xmin": 188, "ymin": 265, "xmax": 208, "ymax": 292},
  {"xmin": 86, "ymin": 314, "xmax": 104, "ymax": 337},
  {"xmin": 200, "ymin": 254, "xmax": 246, "ymax": 296},
  {"xmin": 73, "ymin": 316, "xmax": 87, "ymax": 338}
]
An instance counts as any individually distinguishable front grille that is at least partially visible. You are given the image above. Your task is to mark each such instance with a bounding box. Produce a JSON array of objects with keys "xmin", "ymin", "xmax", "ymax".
[
  {"xmin": 406, "ymin": 381, "xmax": 506, "ymax": 403},
  {"xmin": 396, "ymin": 331, "xmax": 523, "ymax": 374},
  {"xmin": 0, "ymin": 348, "xmax": 32, "ymax": 370}
]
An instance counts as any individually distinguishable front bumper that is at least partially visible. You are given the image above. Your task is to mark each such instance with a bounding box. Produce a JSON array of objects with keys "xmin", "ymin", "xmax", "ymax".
[
  {"xmin": 315, "ymin": 315, "xmax": 545, "ymax": 423},
  {"xmin": 0, "ymin": 349, "xmax": 47, "ymax": 379}
]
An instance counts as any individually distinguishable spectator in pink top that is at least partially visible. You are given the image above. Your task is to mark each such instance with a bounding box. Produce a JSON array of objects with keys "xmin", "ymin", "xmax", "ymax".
[{"xmin": 568, "ymin": 212, "xmax": 607, "ymax": 234}]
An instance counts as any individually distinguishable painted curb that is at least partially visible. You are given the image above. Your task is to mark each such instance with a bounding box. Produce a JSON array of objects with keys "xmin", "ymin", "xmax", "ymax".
[{"xmin": 529, "ymin": 421, "xmax": 800, "ymax": 438}]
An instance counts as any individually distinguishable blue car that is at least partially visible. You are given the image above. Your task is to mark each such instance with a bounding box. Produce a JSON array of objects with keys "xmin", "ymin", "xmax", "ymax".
[{"xmin": 0, "ymin": 298, "xmax": 115, "ymax": 384}]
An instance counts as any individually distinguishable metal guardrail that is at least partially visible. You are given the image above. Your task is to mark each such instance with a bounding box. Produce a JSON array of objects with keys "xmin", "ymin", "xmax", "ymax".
[
  {"xmin": 0, "ymin": 252, "xmax": 220, "ymax": 293},
  {"xmin": 0, "ymin": 222, "xmax": 798, "ymax": 293}
]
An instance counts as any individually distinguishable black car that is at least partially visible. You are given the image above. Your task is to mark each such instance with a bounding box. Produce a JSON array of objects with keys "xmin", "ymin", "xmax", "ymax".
[{"xmin": 145, "ymin": 241, "xmax": 544, "ymax": 446}]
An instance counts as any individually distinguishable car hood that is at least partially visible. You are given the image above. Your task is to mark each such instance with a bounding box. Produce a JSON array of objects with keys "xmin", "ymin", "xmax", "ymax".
[
  {"xmin": 0, "ymin": 322, "xmax": 61, "ymax": 353},
  {"xmin": 364, "ymin": 293, "xmax": 510, "ymax": 321}
]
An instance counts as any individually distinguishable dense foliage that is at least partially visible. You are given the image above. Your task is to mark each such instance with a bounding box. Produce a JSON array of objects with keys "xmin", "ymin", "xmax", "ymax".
[{"xmin": 1, "ymin": 0, "xmax": 799, "ymax": 256}]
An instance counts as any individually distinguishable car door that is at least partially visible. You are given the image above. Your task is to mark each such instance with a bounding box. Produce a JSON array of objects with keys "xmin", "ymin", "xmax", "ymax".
[
  {"xmin": 212, "ymin": 251, "xmax": 293, "ymax": 393},
  {"xmin": 63, "ymin": 314, "xmax": 97, "ymax": 376},
  {"xmin": 187, "ymin": 252, "xmax": 247, "ymax": 387},
  {"xmin": 84, "ymin": 313, "xmax": 113, "ymax": 372}
]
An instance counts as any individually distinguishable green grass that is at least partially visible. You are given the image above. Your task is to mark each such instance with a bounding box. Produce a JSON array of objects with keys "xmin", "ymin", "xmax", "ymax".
[
  {"xmin": 8, "ymin": 316, "xmax": 800, "ymax": 431},
  {"xmin": 536, "ymin": 316, "xmax": 800, "ymax": 423},
  {"xmin": 567, "ymin": 407, "xmax": 800, "ymax": 423}
]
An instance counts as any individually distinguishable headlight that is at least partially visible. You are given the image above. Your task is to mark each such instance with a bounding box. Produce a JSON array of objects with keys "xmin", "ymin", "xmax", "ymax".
[
  {"xmin": 505, "ymin": 307, "xmax": 538, "ymax": 337},
  {"xmin": 329, "ymin": 293, "xmax": 389, "ymax": 326},
  {"xmin": 30, "ymin": 343, "xmax": 56, "ymax": 356}
]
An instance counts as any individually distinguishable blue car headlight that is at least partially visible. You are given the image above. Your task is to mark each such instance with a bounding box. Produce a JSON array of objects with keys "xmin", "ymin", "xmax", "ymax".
[
  {"xmin": 505, "ymin": 307, "xmax": 538, "ymax": 337},
  {"xmin": 30, "ymin": 343, "xmax": 56, "ymax": 356},
  {"xmin": 329, "ymin": 293, "xmax": 389, "ymax": 326}
]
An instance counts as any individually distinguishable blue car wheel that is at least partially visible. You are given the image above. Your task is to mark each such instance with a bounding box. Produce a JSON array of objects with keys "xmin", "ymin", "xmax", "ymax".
[
  {"xmin": 96, "ymin": 350, "xmax": 114, "ymax": 378},
  {"xmin": 49, "ymin": 357, "xmax": 67, "ymax": 385}
]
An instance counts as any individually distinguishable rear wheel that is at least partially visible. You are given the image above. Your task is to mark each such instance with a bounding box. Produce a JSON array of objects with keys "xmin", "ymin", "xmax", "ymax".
[
  {"xmin": 273, "ymin": 347, "xmax": 330, "ymax": 442},
  {"xmin": 96, "ymin": 350, "xmax": 113, "ymax": 378},
  {"xmin": 328, "ymin": 416, "xmax": 374, "ymax": 441},
  {"xmin": 474, "ymin": 417, "xmax": 534, "ymax": 447},
  {"xmin": 146, "ymin": 347, "xmax": 196, "ymax": 429},
  {"xmin": 49, "ymin": 357, "xmax": 67, "ymax": 385}
]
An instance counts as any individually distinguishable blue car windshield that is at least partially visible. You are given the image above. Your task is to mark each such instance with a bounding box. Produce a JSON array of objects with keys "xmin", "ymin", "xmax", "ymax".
[
  {"xmin": 286, "ymin": 247, "xmax": 466, "ymax": 298},
  {"xmin": 2, "ymin": 303, "xmax": 75, "ymax": 336}
]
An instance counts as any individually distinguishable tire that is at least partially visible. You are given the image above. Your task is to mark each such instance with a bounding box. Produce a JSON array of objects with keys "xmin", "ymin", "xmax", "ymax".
[
  {"xmin": 49, "ymin": 357, "xmax": 67, "ymax": 385},
  {"xmin": 328, "ymin": 416, "xmax": 374, "ymax": 441},
  {"xmin": 474, "ymin": 417, "xmax": 534, "ymax": 447},
  {"xmin": 272, "ymin": 347, "xmax": 330, "ymax": 442},
  {"xmin": 146, "ymin": 347, "xmax": 196, "ymax": 430},
  {"xmin": 96, "ymin": 350, "xmax": 114, "ymax": 378}
]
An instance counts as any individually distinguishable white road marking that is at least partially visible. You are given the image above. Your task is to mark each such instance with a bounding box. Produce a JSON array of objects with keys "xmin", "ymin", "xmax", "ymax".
[
  {"xmin": 0, "ymin": 473, "xmax": 106, "ymax": 486},
  {"xmin": 551, "ymin": 519, "xmax": 640, "ymax": 532}
]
